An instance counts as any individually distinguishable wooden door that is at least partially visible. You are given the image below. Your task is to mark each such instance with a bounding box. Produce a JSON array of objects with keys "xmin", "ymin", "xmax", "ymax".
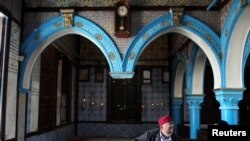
[
  {"xmin": 38, "ymin": 46, "xmax": 58, "ymax": 130},
  {"xmin": 108, "ymin": 69, "xmax": 141, "ymax": 122}
]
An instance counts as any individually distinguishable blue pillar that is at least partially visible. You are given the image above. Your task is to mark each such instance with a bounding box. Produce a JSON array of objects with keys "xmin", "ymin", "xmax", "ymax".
[
  {"xmin": 214, "ymin": 89, "xmax": 244, "ymax": 125},
  {"xmin": 186, "ymin": 95, "xmax": 203, "ymax": 139},
  {"xmin": 172, "ymin": 98, "xmax": 182, "ymax": 134}
]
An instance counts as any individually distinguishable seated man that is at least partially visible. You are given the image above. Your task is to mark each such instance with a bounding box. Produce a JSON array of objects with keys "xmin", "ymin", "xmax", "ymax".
[{"xmin": 133, "ymin": 114, "xmax": 179, "ymax": 141}]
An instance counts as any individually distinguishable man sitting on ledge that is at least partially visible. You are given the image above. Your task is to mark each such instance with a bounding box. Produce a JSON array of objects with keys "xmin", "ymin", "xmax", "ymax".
[{"xmin": 132, "ymin": 114, "xmax": 179, "ymax": 141}]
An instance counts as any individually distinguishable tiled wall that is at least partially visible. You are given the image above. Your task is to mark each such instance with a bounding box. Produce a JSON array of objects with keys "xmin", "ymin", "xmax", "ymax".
[
  {"xmin": 77, "ymin": 67, "xmax": 168, "ymax": 137},
  {"xmin": 187, "ymin": 11, "xmax": 221, "ymax": 35},
  {"xmin": 0, "ymin": 0, "xmax": 22, "ymax": 22},
  {"xmin": 78, "ymin": 67, "xmax": 107, "ymax": 121},
  {"xmin": 141, "ymin": 68, "xmax": 169, "ymax": 121},
  {"xmin": 24, "ymin": 0, "xmax": 211, "ymax": 7},
  {"xmin": 26, "ymin": 124, "xmax": 75, "ymax": 141},
  {"xmin": 78, "ymin": 67, "xmax": 169, "ymax": 122},
  {"xmin": 221, "ymin": 0, "xmax": 233, "ymax": 32},
  {"xmin": 23, "ymin": 10, "xmax": 221, "ymax": 54},
  {"xmin": 77, "ymin": 123, "xmax": 158, "ymax": 138},
  {"xmin": 22, "ymin": 12, "xmax": 61, "ymax": 40},
  {"xmin": 77, "ymin": 11, "xmax": 165, "ymax": 54}
]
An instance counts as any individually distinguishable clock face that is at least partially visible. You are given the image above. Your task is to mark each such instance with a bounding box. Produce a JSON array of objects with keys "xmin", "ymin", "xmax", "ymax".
[{"xmin": 117, "ymin": 6, "xmax": 128, "ymax": 17}]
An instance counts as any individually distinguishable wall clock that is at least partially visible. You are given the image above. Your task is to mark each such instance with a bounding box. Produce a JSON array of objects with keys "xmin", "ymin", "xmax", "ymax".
[{"xmin": 114, "ymin": 0, "xmax": 130, "ymax": 38}]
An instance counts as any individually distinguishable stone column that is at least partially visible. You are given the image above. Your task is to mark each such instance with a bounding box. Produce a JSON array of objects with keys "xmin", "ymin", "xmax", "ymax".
[
  {"xmin": 186, "ymin": 95, "xmax": 203, "ymax": 139},
  {"xmin": 214, "ymin": 88, "xmax": 244, "ymax": 125},
  {"xmin": 172, "ymin": 97, "xmax": 182, "ymax": 134},
  {"xmin": 17, "ymin": 92, "xmax": 27, "ymax": 141}
]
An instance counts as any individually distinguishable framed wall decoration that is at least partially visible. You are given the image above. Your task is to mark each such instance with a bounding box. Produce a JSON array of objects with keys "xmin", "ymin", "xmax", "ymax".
[
  {"xmin": 142, "ymin": 69, "xmax": 151, "ymax": 84},
  {"xmin": 95, "ymin": 67, "xmax": 103, "ymax": 82},
  {"xmin": 79, "ymin": 68, "xmax": 89, "ymax": 81}
]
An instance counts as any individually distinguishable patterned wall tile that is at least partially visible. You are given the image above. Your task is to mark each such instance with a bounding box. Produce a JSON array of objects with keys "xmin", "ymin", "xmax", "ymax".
[
  {"xmin": 0, "ymin": 0, "xmax": 22, "ymax": 22},
  {"xmin": 26, "ymin": 124, "xmax": 75, "ymax": 141},
  {"xmin": 22, "ymin": 12, "xmax": 60, "ymax": 40},
  {"xmin": 78, "ymin": 67, "xmax": 169, "ymax": 123},
  {"xmin": 187, "ymin": 11, "xmax": 221, "ymax": 35},
  {"xmin": 25, "ymin": 0, "xmax": 211, "ymax": 7},
  {"xmin": 77, "ymin": 11, "xmax": 165, "ymax": 54},
  {"xmin": 78, "ymin": 67, "xmax": 107, "ymax": 121},
  {"xmin": 141, "ymin": 68, "xmax": 169, "ymax": 122},
  {"xmin": 220, "ymin": 0, "xmax": 233, "ymax": 31}
]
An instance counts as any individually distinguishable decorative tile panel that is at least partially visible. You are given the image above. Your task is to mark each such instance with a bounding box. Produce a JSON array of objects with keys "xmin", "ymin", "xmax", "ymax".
[
  {"xmin": 78, "ymin": 67, "xmax": 107, "ymax": 121},
  {"xmin": 141, "ymin": 68, "xmax": 169, "ymax": 121},
  {"xmin": 0, "ymin": 0, "xmax": 22, "ymax": 22},
  {"xmin": 77, "ymin": 68, "xmax": 169, "ymax": 123},
  {"xmin": 22, "ymin": 12, "xmax": 61, "ymax": 39},
  {"xmin": 78, "ymin": 123, "xmax": 158, "ymax": 138},
  {"xmin": 187, "ymin": 11, "xmax": 221, "ymax": 35},
  {"xmin": 221, "ymin": 0, "xmax": 233, "ymax": 31},
  {"xmin": 26, "ymin": 124, "xmax": 75, "ymax": 141},
  {"xmin": 77, "ymin": 11, "xmax": 165, "ymax": 54}
]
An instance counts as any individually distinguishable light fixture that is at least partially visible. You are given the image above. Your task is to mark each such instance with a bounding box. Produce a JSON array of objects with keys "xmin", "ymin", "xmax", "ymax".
[{"xmin": 82, "ymin": 98, "xmax": 86, "ymax": 110}]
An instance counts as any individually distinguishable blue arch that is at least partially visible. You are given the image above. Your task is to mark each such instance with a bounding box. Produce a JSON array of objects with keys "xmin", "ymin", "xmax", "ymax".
[
  {"xmin": 19, "ymin": 15, "xmax": 122, "ymax": 92},
  {"xmin": 123, "ymin": 12, "xmax": 173, "ymax": 72},
  {"xmin": 123, "ymin": 12, "xmax": 221, "ymax": 87},
  {"xmin": 173, "ymin": 53, "xmax": 187, "ymax": 98},
  {"xmin": 186, "ymin": 45, "xmax": 199, "ymax": 94},
  {"xmin": 221, "ymin": 0, "xmax": 244, "ymax": 87}
]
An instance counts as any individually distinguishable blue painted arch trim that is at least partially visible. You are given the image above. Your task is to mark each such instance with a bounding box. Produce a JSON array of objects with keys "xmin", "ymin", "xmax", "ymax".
[
  {"xmin": 221, "ymin": 0, "xmax": 243, "ymax": 50},
  {"xmin": 182, "ymin": 15, "xmax": 221, "ymax": 54},
  {"xmin": 123, "ymin": 12, "xmax": 173, "ymax": 71},
  {"xmin": 123, "ymin": 13, "xmax": 221, "ymax": 88},
  {"xmin": 73, "ymin": 16, "xmax": 122, "ymax": 71},
  {"xmin": 19, "ymin": 15, "xmax": 122, "ymax": 91}
]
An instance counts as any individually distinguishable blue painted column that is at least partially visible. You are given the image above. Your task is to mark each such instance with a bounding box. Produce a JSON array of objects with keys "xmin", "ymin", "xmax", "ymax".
[
  {"xmin": 186, "ymin": 95, "xmax": 203, "ymax": 139},
  {"xmin": 214, "ymin": 89, "xmax": 244, "ymax": 125},
  {"xmin": 172, "ymin": 98, "xmax": 182, "ymax": 134}
]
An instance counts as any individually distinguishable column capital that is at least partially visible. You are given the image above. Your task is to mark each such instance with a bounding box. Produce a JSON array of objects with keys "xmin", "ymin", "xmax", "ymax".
[
  {"xmin": 186, "ymin": 95, "xmax": 204, "ymax": 108},
  {"xmin": 213, "ymin": 88, "xmax": 245, "ymax": 109},
  {"xmin": 172, "ymin": 97, "xmax": 182, "ymax": 108}
]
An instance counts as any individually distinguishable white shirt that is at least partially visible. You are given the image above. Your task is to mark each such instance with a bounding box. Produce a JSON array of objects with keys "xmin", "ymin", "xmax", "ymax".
[{"xmin": 160, "ymin": 132, "xmax": 172, "ymax": 141}]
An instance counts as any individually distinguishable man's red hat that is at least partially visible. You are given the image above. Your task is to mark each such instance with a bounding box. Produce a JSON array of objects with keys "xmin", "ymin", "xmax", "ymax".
[{"xmin": 158, "ymin": 115, "xmax": 172, "ymax": 126}]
